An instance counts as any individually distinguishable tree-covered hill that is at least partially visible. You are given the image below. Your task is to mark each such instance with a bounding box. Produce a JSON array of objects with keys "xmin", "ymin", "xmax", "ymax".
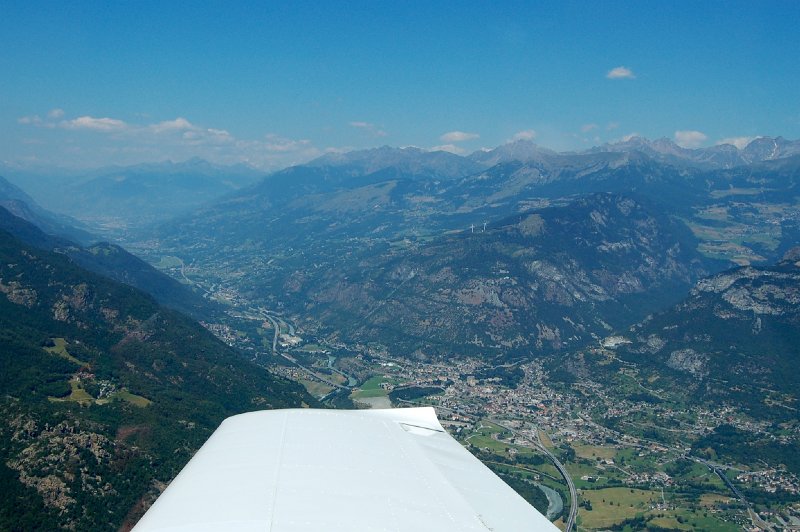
[{"xmin": 0, "ymin": 228, "xmax": 315, "ymax": 530}]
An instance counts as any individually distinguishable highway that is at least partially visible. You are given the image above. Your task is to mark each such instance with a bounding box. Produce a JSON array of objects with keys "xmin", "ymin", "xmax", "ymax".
[
  {"xmin": 693, "ymin": 457, "xmax": 747, "ymax": 501},
  {"xmin": 247, "ymin": 308, "xmax": 287, "ymax": 355},
  {"xmin": 532, "ymin": 428, "xmax": 578, "ymax": 532},
  {"xmin": 262, "ymin": 314, "xmax": 280, "ymax": 354},
  {"xmin": 691, "ymin": 457, "xmax": 775, "ymax": 530},
  {"xmin": 490, "ymin": 419, "xmax": 578, "ymax": 532}
]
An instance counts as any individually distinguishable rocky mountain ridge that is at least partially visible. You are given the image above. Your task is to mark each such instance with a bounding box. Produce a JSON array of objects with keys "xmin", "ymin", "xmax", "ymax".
[
  {"xmin": 6, "ymin": 135, "xmax": 799, "ymax": 241},
  {"xmin": 588, "ymin": 135, "xmax": 800, "ymax": 169},
  {"xmin": 292, "ymin": 193, "xmax": 716, "ymax": 359},
  {"xmin": 593, "ymin": 250, "xmax": 800, "ymax": 417}
]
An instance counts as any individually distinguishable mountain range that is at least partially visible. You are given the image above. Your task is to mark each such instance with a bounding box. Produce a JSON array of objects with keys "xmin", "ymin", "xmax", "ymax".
[
  {"xmin": 588, "ymin": 135, "xmax": 800, "ymax": 169},
  {"xmin": 141, "ymin": 137, "xmax": 799, "ymax": 346},
  {"xmin": 5, "ymin": 135, "xmax": 799, "ymax": 242},
  {"xmin": 0, "ymin": 174, "xmax": 94, "ymax": 244},
  {"xmin": 5, "ymin": 136, "xmax": 796, "ymax": 364}
]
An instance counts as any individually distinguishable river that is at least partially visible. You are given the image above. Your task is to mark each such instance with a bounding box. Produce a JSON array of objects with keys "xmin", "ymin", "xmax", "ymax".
[
  {"xmin": 536, "ymin": 483, "xmax": 564, "ymax": 521},
  {"xmin": 327, "ymin": 354, "xmax": 357, "ymax": 387}
]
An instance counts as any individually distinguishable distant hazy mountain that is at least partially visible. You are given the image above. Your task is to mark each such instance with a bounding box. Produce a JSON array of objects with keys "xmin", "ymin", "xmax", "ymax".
[
  {"xmin": 67, "ymin": 158, "xmax": 262, "ymax": 229},
  {"xmin": 0, "ymin": 206, "xmax": 216, "ymax": 319},
  {"xmin": 4, "ymin": 158, "xmax": 264, "ymax": 236},
  {"xmin": 468, "ymin": 140, "xmax": 560, "ymax": 166},
  {"xmin": 0, "ymin": 173, "xmax": 39, "ymax": 206},
  {"xmin": 740, "ymin": 136, "xmax": 800, "ymax": 162},
  {"xmin": 5, "ymin": 136, "xmax": 799, "ymax": 240},
  {"xmin": 0, "ymin": 174, "xmax": 95, "ymax": 244},
  {"xmin": 150, "ymin": 138, "xmax": 800, "ymax": 335},
  {"xmin": 588, "ymin": 135, "xmax": 800, "ymax": 169},
  {"xmin": 309, "ymin": 145, "xmax": 484, "ymax": 179},
  {"xmin": 154, "ymin": 146, "xmax": 703, "ymax": 265}
]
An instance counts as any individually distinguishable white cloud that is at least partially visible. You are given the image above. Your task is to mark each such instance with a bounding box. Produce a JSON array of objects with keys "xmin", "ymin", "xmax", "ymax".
[
  {"xmin": 606, "ymin": 66, "xmax": 636, "ymax": 79},
  {"xmin": 621, "ymin": 133, "xmax": 640, "ymax": 142},
  {"xmin": 716, "ymin": 136, "xmax": 755, "ymax": 150},
  {"xmin": 150, "ymin": 117, "xmax": 194, "ymax": 133},
  {"xmin": 511, "ymin": 129, "xmax": 537, "ymax": 141},
  {"xmin": 430, "ymin": 144, "xmax": 466, "ymax": 155},
  {"xmin": 17, "ymin": 115, "xmax": 42, "ymax": 125},
  {"xmin": 348, "ymin": 121, "xmax": 387, "ymax": 137},
  {"xmin": 61, "ymin": 116, "xmax": 128, "ymax": 131},
  {"xmin": 14, "ymin": 109, "xmax": 331, "ymax": 170},
  {"xmin": 606, "ymin": 122, "xmax": 620, "ymax": 131},
  {"xmin": 440, "ymin": 130, "xmax": 479, "ymax": 143},
  {"xmin": 205, "ymin": 128, "xmax": 234, "ymax": 143},
  {"xmin": 580, "ymin": 123, "xmax": 598, "ymax": 133},
  {"xmin": 181, "ymin": 127, "xmax": 234, "ymax": 145},
  {"xmin": 674, "ymin": 130, "xmax": 708, "ymax": 148}
]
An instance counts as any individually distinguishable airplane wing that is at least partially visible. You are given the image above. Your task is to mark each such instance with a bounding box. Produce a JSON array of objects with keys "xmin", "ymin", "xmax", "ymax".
[{"xmin": 133, "ymin": 407, "xmax": 558, "ymax": 531}]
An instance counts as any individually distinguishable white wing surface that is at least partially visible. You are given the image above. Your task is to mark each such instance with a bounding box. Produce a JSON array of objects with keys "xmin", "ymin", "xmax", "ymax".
[{"xmin": 133, "ymin": 407, "xmax": 558, "ymax": 531}]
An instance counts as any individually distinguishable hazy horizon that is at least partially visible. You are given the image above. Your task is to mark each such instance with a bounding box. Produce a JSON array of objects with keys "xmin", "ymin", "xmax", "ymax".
[{"xmin": 3, "ymin": 133, "xmax": 797, "ymax": 176}]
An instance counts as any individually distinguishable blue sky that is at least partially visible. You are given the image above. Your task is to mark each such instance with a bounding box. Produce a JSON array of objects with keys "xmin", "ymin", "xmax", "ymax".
[{"xmin": 1, "ymin": 0, "xmax": 799, "ymax": 170}]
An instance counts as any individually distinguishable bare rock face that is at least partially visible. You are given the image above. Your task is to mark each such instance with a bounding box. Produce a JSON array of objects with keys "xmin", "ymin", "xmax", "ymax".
[
  {"xmin": 52, "ymin": 299, "xmax": 70, "ymax": 321},
  {"xmin": 723, "ymin": 280, "xmax": 800, "ymax": 315},
  {"xmin": 0, "ymin": 279, "xmax": 38, "ymax": 307},
  {"xmin": 536, "ymin": 323, "xmax": 562, "ymax": 349},
  {"xmin": 693, "ymin": 269, "xmax": 752, "ymax": 294},
  {"xmin": 666, "ymin": 348, "xmax": 708, "ymax": 378},
  {"xmin": 7, "ymin": 414, "xmax": 117, "ymax": 513},
  {"xmin": 64, "ymin": 283, "xmax": 90, "ymax": 311},
  {"xmin": 518, "ymin": 213, "xmax": 545, "ymax": 237},
  {"xmin": 781, "ymin": 246, "xmax": 800, "ymax": 263},
  {"xmin": 645, "ymin": 334, "xmax": 666, "ymax": 353},
  {"xmin": 50, "ymin": 284, "xmax": 93, "ymax": 323},
  {"xmin": 693, "ymin": 265, "xmax": 800, "ymax": 315},
  {"xmin": 614, "ymin": 258, "xmax": 799, "ymax": 404},
  {"xmin": 456, "ymin": 281, "xmax": 504, "ymax": 307}
]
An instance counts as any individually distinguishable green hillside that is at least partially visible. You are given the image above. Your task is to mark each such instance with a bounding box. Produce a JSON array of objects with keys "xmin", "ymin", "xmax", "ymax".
[{"xmin": 0, "ymin": 229, "xmax": 315, "ymax": 530}]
